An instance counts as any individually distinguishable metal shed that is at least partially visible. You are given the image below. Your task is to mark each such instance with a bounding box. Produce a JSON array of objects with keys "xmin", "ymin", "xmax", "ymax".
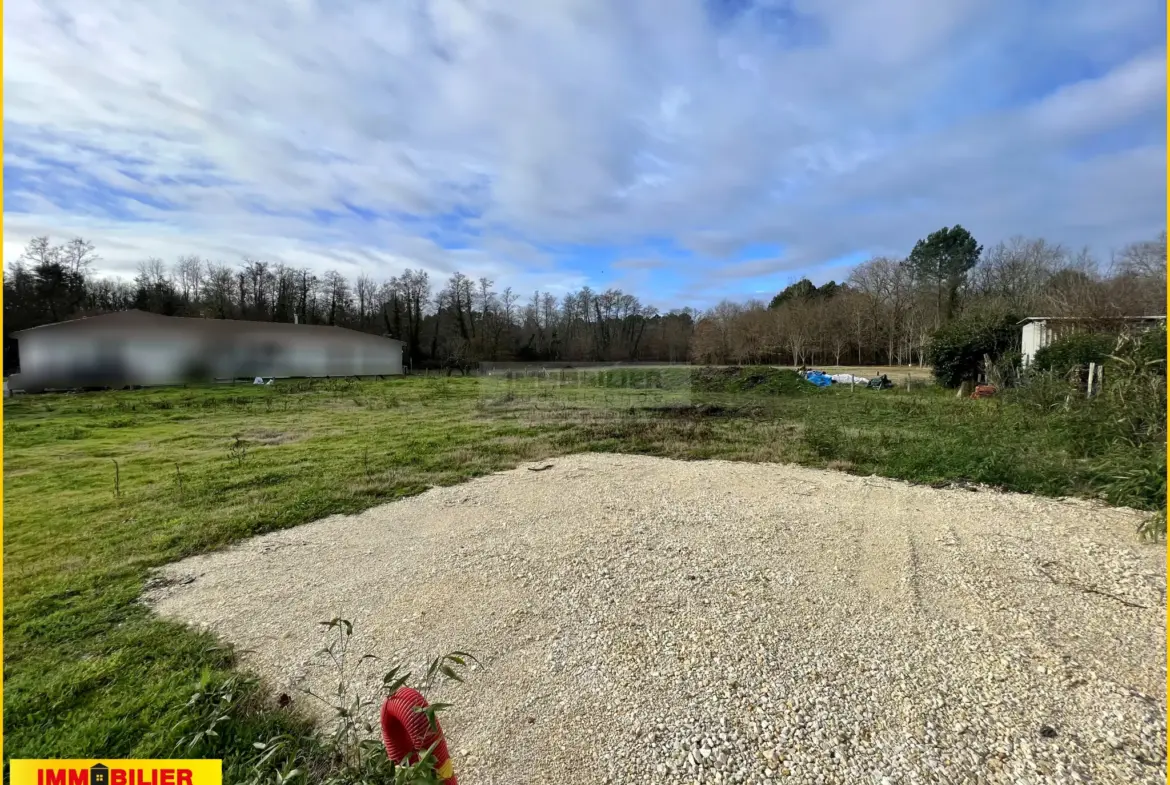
[
  {"xmin": 1019, "ymin": 315, "xmax": 1166, "ymax": 368},
  {"xmin": 9, "ymin": 310, "xmax": 405, "ymax": 392}
]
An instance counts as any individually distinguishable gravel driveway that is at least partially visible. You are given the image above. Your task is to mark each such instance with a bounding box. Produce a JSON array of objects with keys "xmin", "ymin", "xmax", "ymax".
[{"xmin": 147, "ymin": 454, "xmax": 1166, "ymax": 784}]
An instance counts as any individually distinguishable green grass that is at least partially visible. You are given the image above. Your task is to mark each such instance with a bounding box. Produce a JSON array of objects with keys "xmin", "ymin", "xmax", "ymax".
[{"xmin": 4, "ymin": 369, "xmax": 1163, "ymax": 779}]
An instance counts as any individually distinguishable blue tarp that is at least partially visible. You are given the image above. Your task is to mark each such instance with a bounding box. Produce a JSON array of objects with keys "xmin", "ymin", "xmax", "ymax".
[{"xmin": 805, "ymin": 371, "xmax": 833, "ymax": 387}]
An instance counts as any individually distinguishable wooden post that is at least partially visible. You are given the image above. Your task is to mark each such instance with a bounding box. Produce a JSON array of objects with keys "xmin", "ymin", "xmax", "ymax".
[
  {"xmin": 1096, "ymin": 363, "xmax": 1104, "ymax": 395},
  {"xmin": 1087, "ymin": 362, "xmax": 1096, "ymax": 398}
]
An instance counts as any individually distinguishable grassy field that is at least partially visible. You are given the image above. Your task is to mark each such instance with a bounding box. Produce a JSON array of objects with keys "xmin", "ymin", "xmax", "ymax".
[
  {"xmin": 477, "ymin": 363, "xmax": 934, "ymax": 381},
  {"xmin": 4, "ymin": 367, "xmax": 1163, "ymax": 780}
]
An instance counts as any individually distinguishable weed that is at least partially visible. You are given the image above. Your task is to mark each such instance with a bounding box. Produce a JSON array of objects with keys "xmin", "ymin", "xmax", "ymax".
[
  {"xmin": 292, "ymin": 618, "xmax": 474, "ymax": 785},
  {"xmin": 1137, "ymin": 510, "xmax": 1167, "ymax": 542},
  {"xmin": 229, "ymin": 436, "xmax": 249, "ymax": 467}
]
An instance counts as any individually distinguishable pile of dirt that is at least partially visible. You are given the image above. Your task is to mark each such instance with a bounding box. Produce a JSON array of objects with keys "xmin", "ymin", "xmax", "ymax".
[{"xmin": 690, "ymin": 366, "xmax": 811, "ymax": 395}]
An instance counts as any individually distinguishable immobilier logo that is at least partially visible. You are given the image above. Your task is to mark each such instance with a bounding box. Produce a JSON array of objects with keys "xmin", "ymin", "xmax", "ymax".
[{"xmin": 9, "ymin": 761, "xmax": 222, "ymax": 785}]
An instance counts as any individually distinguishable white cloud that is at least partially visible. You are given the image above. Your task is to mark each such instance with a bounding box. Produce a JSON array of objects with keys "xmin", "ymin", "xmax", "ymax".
[
  {"xmin": 1023, "ymin": 50, "xmax": 1166, "ymax": 141},
  {"xmin": 4, "ymin": 0, "xmax": 1165, "ymax": 307}
]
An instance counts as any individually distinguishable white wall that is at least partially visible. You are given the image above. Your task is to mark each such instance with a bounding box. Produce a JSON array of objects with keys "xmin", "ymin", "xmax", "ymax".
[
  {"xmin": 17, "ymin": 330, "xmax": 404, "ymax": 388},
  {"xmin": 1020, "ymin": 321, "xmax": 1046, "ymax": 368}
]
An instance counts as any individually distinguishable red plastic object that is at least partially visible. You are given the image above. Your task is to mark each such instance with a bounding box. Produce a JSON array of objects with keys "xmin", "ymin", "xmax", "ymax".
[{"xmin": 380, "ymin": 686, "xmax": 458, "ymax": 784}]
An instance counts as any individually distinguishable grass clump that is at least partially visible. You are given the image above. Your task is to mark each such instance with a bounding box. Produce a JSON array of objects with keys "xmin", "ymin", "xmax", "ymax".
[{"xmin": 802, "ymin": 421, "xmax": 845, "ymax": 460}]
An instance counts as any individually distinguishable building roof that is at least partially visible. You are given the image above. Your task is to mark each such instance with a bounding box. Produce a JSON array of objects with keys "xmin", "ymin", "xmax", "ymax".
[
  {"xmin": 12, "ymin": 309, "xmax": 406, "ymax": 345},
  {"xmin": 1017, "ymin": 315, "xmax": 1166, "ymax": 325}
]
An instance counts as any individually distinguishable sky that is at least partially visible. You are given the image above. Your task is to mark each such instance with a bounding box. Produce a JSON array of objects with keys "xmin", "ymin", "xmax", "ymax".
[{"xmin": 4, "ymin": 0, "xmax": 1166, "ymax": 311}]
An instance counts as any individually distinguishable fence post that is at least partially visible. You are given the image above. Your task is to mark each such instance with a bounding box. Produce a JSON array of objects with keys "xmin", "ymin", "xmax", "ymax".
[{"xmin": 1087, "ymin": 362, "xmax": 1096, "ymax": 398}]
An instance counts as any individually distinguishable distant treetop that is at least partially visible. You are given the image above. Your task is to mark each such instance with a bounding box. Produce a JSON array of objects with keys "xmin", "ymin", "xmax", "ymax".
[{"xmin": 768, "ymin": 278, "xmax": 845, "ymax": 309}]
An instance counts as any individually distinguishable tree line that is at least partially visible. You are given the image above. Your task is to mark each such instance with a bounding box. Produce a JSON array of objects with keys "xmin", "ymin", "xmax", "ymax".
[
  {"xmin": 691, "ymin": 227, "xmax": 1167, "ymax": 366},
  {"xmin": 2, "ymin": 238, "xmax": 695, "ymax": 373},
  {"xmin": 4, "ymin": 226, "xmax": 1165, "ymax": 374}
]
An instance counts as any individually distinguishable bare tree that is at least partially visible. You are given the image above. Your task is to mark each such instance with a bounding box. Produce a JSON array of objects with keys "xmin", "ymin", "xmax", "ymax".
[
  {"xmin": 355, "ymin": 273, "xmax": 375, "ymax": 329},
  {"xmin": 398, "ymin": 269, "xmax": 430, "ymax": 362},
  {"xmin": 849, "ymin": 256, "xmax": 912, "ymax": 364},
  {"xmin": 175, "ymin": 255, "xmax": 204, "ymax": 306},
  {"xmin": 322, "ymin": 270, "xmax": 351, "ymax": 325},
  {"xmin": 970, "ymin": 236, "xmax": 1065, "ymax": 314},
  {"xmin": 60, "ymin": 238, "xmax": 99, "ymax": 276},
  {"xmin": 1114, "ymin": 231, "xmax": 1167, "ymax": 280},
  {"xmin": 19, "ymin": 236, "xmax": 61, "ymax": 267},
  {"xmin": 779, "ymin": 303, "xmax": 811, "ymax": 366}
]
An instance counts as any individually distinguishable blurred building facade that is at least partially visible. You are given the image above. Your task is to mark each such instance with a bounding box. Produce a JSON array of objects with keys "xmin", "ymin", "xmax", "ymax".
[{"xmin": 9, "ymin": 310, "xmax": 405, "ymax": 392}]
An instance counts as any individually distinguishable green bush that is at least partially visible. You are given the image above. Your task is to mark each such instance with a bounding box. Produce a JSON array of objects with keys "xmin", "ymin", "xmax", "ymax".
[
  {"xmin": 926, "ymin": 311, "xmax": 1020, "ymax": 388},
  {"xmin": 1032, "ymin": 331, "xmax": 1115, "ymax": 374}
]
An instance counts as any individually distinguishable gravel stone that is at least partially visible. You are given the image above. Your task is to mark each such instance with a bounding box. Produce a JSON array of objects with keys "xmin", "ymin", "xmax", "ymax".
[{"xmin": 145, "ymin": 454, "xmax": 1167, "ymax": 784}]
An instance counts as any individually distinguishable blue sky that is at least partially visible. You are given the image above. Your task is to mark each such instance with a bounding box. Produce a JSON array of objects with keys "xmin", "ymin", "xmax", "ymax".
[{"xmin": 4, "ymin": 0, "xmax": 1166, "ymax": 311}]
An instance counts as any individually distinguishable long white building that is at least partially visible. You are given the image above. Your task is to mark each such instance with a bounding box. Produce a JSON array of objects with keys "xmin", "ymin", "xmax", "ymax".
[{"xmin": 10, "ymin": 310, "xmax": 405, "ymax": 392}]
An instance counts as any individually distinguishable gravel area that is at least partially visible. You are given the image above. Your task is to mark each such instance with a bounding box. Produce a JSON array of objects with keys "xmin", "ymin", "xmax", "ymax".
[{"xmin": 146, "ymin": 454, "xmax": 1166, "ymax": 785}]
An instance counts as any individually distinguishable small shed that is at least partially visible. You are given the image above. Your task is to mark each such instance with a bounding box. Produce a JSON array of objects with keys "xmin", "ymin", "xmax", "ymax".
[
  {"xmin": 1019, "ymin": 315, "xmax": 1166, "ymax": 368},
  {"xmin": 10, "ymin": 310, "xmax": 406, "ymax": 392}
]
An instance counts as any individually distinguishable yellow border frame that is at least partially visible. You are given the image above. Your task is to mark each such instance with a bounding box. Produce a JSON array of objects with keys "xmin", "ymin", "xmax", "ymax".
[
  {"xmin": 2, "ymin": 0, "xmax": 8, "ymax": 762},
  {"xmin": 0, "ymin": 1, "xmax": 1164, "ymax": 775}
]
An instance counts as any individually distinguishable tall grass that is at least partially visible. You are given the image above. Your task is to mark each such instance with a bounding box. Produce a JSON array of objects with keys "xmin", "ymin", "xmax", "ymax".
[{"xmin": 1006, "ymin": 327, "xmax": 1167, "ymax": 538}]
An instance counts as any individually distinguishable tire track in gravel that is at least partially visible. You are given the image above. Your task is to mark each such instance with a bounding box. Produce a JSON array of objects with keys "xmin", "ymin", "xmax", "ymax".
[
  {"xmin": 145, "ymin": 454, "xmax": 1165, "ymax": 785},
  {"xmin": 921, "ymin": 506, "xmax": 1168, "ymax": 775}
]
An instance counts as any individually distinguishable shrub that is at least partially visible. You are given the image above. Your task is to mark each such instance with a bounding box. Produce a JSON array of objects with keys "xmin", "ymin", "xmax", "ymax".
[
  {"xmin": 926, "ymin": 311, "xmax": 1020, "ymax": 388},
  {"xmin": 1032, "ymin": 331, "xmax": 1115, "ymax": 374}
]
